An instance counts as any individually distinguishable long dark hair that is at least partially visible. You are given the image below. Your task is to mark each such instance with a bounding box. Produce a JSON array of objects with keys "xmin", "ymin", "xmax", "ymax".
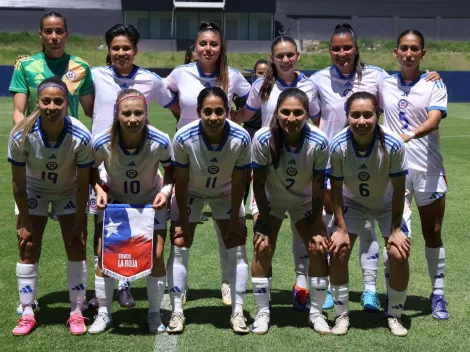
[
  {"xmin": 260, "ymin": 36, "xmax": 297, "ymax": 103},
  {"xmin": 197, "ymin": 86, "xmax": 229, "ymax": 116},
  {"xmin": 11, "ymin": 77, "xmax": 69, "ymax": 153},
  {"xmin": 345, "ymin": 91, "xmax": 385, "ymax": 151},
  {"xmin": 330, "ymin": 23, "xmax": 364, "ymax": 81},
  {"xmin": 40, "ymin": 11, "xmax": 68, "ymax": 31},
  {"xmin": 269, "ymin": 88, "xmax": 309, "ymax": 169},
  {"xmin": 196, "ymin": 22, "xmax": 229, "ymax": 92},
  {"xmin": 253, "ymin": 59, "xmax": 268, "ymax": 80},
  {"xmin": 397, "ymin": 29, "xmax": 425, "ymax": 48},
  {"xmin": 184, "ymin": 44, "xmax": 197, "ymax": 64},
  {"xmin": 110, "ymin": 89, "xmax": 149, "ymax": 164},
  {"xmin": 105, "ymin": 24, "xmax": 140, "ymax": 50}
]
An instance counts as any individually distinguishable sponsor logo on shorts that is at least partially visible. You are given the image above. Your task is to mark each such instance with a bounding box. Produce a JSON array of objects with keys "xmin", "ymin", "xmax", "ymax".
[
  {"xmin": 126, "ymin": 169, "xmax": 138, "ymax": 179},
  {"xmin": 46, "ymin": 161, "xmax": 58, "ymax": 170},
  {"xmin": 65, "ymin": 70, "xmax": 76, "ymax": 81},
  {"xmin": 358, "ymin": 172, "xmax": 370, "ymax": 181},
  {"xmin": 208, "ymin": 165, "xmax": 220, "ymax": 174},
  {"xmin": 28, "ymin": 198, "xmax": 38, "ymax": 209},
  {"xmin": 286, "ymin": 167, "xmax": 298, "ymax": 176},
  {"xmin": 398, "ymin": 99, "xmax": 408, "ymax": 109}
]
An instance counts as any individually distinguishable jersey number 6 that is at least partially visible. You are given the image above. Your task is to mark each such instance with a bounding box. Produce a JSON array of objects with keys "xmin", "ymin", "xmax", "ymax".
[{"xmin": 359, "ymin": 183, "xmax": 370, "ymax": 197}]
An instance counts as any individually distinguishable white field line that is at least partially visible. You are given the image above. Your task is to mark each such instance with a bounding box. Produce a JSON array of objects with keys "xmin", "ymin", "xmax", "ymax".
[{"xmin": 153, "ymin": 293, "xmax": 178, "ymax": 352}]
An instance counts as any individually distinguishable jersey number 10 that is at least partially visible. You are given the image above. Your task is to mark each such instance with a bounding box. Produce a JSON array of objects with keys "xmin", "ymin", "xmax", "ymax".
[{"xmin": 124, "ymin": 180, "xmax": 140, "ymax": 194}]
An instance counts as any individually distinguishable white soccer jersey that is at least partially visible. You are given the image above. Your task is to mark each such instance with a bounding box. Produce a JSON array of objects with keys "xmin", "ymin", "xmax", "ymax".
[
  {"xmin": 246, "ymin": 73, "xmax": 320, "ymax": 127},
  {"xmin": 165, "ymin": 62, "xmax": 251, "ymax": 129},
  {"xmin": 329, "ymin": 126, "xmax": 408, "ymax": 209},
  {"xmin": 92, "ymin": 125, "xmax": 172, "ymax": 203},
  {"xmin": 310, "ymin": 64, "xmax": 389, "ymax": 140},
  {"xmin": 251, "ymin": 124, "xmax": 329, "ymax": 205},
  {"xmin": 91, "ymin": 65, "xmax": 177, "ymax": 139},
  {"xmin": 172, "ymin": 119, "xmax": 251, "ymax": 198},
  {"xmin": 8, "ymin": 116, "xmax": 94, "ymax": 196},
  {"xmin": 379, "ymin": 73, "xmax": 448, "ymax": 175}
]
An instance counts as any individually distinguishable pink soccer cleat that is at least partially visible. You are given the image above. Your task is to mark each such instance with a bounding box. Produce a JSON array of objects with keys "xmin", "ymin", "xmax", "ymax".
[
  {"xmin": 13, "ymin": 315, "xmax": 38, "ymax": 336},
  {"xmin": 67, "ymin": 312, "xmax": 88, "ymax": 335}
]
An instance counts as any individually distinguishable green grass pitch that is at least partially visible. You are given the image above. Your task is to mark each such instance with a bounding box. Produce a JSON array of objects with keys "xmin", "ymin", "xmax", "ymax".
[{"xmin": 0, "ymin": 98, "xmax": 468, "ymax": 351}]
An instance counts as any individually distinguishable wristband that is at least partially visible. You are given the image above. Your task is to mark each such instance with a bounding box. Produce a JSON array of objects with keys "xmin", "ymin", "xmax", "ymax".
[
  {"xmin": 405, "ymin": 131, "xmax": 416, "ymax": 139},
  {"xmin": 160, "ymin": 183, "xmax": 173, "ymax": 198}
]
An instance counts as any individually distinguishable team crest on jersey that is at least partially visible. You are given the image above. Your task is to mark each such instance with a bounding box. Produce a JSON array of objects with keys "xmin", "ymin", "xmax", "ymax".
[
  {"xmin": 46, "ymin": 161, "xmax": 58, "ymax": 170},
  {"xmin": 398, "ymin": 99, "xmax": 408, "ymax": 109},
  {"xmin": 126, "ymin": 169, "xmax": 138, "ymax": 179},
  {"xmin": 65, "ymin": 70, "xmax": 77, "ymax": 81},
  {"xmin": 208, "ymin": 165, "xmax": 220, "ymax": 175},
  {"xmin": 286, "ymin": 167, "xmax": 298, "ymax": 177},
  {"xmin": 358, "ymin": 172, "xmax": 370, "ymax": 182},
  {"xmin": 28, "ymin": 198, "xmax": 38, "ymax": 209},
  {"xmin": 90, "ymin": 199, "xmax": 97, "ymax": 209},
  {"xmin": 343, "ymin": 89, "xmax": 353, "ymax": 97}
]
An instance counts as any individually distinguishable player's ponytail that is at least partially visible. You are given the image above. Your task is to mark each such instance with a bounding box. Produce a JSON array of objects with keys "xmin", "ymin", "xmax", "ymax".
[
  {"xmin": 110, "ymin": 88, "xmax": 149, "ymax": 164},
  {"xmin": 196, "ymin": 22, "xmax": 229, "ymax": 93},
  {"xmin": 345, "ymin": 91, "xmax": 385, "ymax": 151},
  {"xmin": 260, "ymin": 36, "xmax": 297, "ymax": 103},
  {"xmin": 270, "ymin": 88, "xmax": 310, "ymax": 169},
  {"xmin": 330, "ymin": 23, "xmax": 364, "ymax": 82},
  {"xmin": 11, "ymin": 77, "xmax": 69, "ymax": 154}
]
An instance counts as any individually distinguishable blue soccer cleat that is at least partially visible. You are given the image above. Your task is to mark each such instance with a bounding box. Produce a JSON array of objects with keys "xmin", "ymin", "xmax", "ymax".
[
  {"xmin": 293, "ymin": 285, "xmax": 309, "ymax": 311},
  {"xmin": 430, "ymin": 293, "xmax": 449, "ymax": 320},
  {"xmin": 361, "ymin": 290, "xmax": 380, "ymax": 312},
  {"xmin": 322, "ymin": 290, "xmax": 334, "ymax": 310}
]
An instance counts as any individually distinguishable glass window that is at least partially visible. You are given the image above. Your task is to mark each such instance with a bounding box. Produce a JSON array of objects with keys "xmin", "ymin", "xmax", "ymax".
[
  {"xmin": 225, "ymin": 12, "xmax": 248, "ymax": 40},
  {"xmin": 150, "ymin": 12, "xmax": 172, "ymax": 39},
  {"xmin": 125, "ymin": 11, "xmax": 149, "ymax": 39},
  {"xmin": 175, "ymin": 11, "xmax": 199, "ymax": 40},
  {"xmin": 249, "ymin": 13, "xmax": 272, "ymax": 40}
]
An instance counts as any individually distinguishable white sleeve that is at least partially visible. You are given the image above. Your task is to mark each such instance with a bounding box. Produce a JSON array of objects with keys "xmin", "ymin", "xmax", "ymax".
[
  {"xmin": 172, "ymin": 136, "xmax": 189, "ymax": 167},
  {"xmin": 389, "ymin": 143, "xmax": 408, "ymax": 177},
  {"xmin": 429, "ymin": 81, "xmax": 448, "ymax": 118},
  {"xmin": 309, "ymin": 80, "xmax": 321, "ymax": 119},
  {"xmin": 245, "ymin": 80, "xmax": 262, "ymax": 112},
  {"xmin": 92, "ymin": 143, "xmax": 105, "ymax": 168},
  {"xmin": 158, "ymin": 134, "xmax": 173, "ymax": 168},
  {"xmin": 152, "ymin": 74, "xmax": 177, "ymax": 108},
  {"xmin": 164, "ymin": 69, "xmax": 179, "ymax": 93},
  {"xmin": 251, "ymin": 132, "xmax": 270, "ymax": 168},
  {"xmin": 328, "ymin": 148, "xmax": 344, "ymax": 181},
  {"xmin": 76, "ymin": 140, "xmax": 94, "ymax": 168},
  {"xmin": 8, "ymin": 133, "xmax": 26, "ymax": 166},
  {"xmin": 313, "ymin": 141, "xmax": 330, "ymax": 174},
  {"xmin": 235, "ymin": 140, "xmax": 251, "ymax": 170},
  {"xmin": 233, "ymin": 71, "xmax": 251, "ymax": 99}
]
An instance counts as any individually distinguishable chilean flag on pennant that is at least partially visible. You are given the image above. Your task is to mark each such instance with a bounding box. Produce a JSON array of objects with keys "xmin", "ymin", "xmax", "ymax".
[{"xmin": 102, "ymin": 204, "xmax": 154, "ymax": 281}]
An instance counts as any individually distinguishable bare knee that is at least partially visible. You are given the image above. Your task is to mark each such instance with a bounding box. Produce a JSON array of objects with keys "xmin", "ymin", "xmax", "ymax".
[{"xmin": 388, "ymin": 246, "xmax": 408, "ymax": 264}]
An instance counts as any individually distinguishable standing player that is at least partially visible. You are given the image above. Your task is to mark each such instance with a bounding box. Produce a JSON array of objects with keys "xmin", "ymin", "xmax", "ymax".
[
  {"xmin": 89, "ymin": 89, "xmax": 173, "ymax": 334},
  {"xmin": 165, "ymin": 22, "xmax": 251, "ymax": 305},
  {"xmin": 8, "ymin": 77, "xmax": 93, "ymax": 336},
  {"xmin": 250, "ymin": 88, "xmax": 329, "ymax": 334},
  {"xmin": 167, "ymin": 87, "xmax": 251, "ymax": 334},
  {"xmin": 232, "ymin": 35, "xmax": 319, "ymax": 311},
  {"xmin": 328, "ymin": 92, "xmax": 410, "ymax": 336},
  {"xmin": 380, "ymin": 29, "xmax": 449, "ymax": 320},
  {"xmin": 88, "ymin": 24, "xmax": 179, "ymax": 309}
]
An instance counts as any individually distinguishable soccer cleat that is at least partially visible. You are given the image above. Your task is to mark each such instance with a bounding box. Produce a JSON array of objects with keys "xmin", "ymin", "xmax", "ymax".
[
  {"xmin": 293, "ymin": 284, "xmax": 309, "ymax": 311},
  {"xmin": 118, "ymin": 287, "xmax": 136, "ymax": 308},
  {"xmin": 331, "ymin": 313, "xmax": 350, "ymax": 335},
  {"xmin": 167, "ymin": 312, "xmax": 185, "ymax": 334},
  {"xmin": 322, "ymin": 290, "xmax": 334, "ymax": 310},
  {"xmin": 308, "ymin": 313, "xmax": 331, "ymax": 334},
  {"xmin": 148, "ymin": 311, "xmax": 166, "ymax": 333},
  {"xmin": 230, "ymin": 312, "xmax": 249, "ymax": 334},
  {"xmin": 88, "ymin": 296, "xmax": 99, "ymax": 310},
  {"xmin": 89, "ymin": 313, "xmax": 113, "ymax": 334},
  {"xmin": 430, "ymin": 293, "xmax": 449, "ymax": 320},
  {"xmin": 16, "ymin": 300, "xmax": 39, "ymax": 315},
  {"xmin": 388, "ymin": 316, "xmax": 408, "ymax": 336},
  {"xmin": 12, "ymin": 315, "xmax": 38, "ymax": 336},
  {"xmin": 361, "ymin": 290, "xmax": 380, "ymax": 312},
  {"xmin": 221, "ymin": 282, "xmax": 232, "ymax": 306},
  {"xmin": 67, "ymin": 312, "xmax": 88, "ymax": 335},
  {"xmin": 251, "ymin": 312, "xmax": 270, "ymax": 335}
]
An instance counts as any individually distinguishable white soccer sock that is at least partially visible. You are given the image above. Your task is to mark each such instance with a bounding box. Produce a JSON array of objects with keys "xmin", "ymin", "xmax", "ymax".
[
  {"xmin": 228, "ymin": 246, "xmax": 248, "ymax": 314},
  {"xmin": 94, "ymin": 256, "xmax": 99, "ymax": 269},
  {"xmin": 331, "ymin": 284, "xmax": 349, "ymax": 316},
  {"xmin": 95, "ymin": 275, "xmax": 115, "ymax": 314},
  {"xmin": 67, "ymin": 260, "xmax": 87, "ymax": 314},
  {"xmin": 309, "ymin": 276, "xmax": 329, "ymax": 315},
  {"xmin": 167, "ymin": 246, "xmax": 189, "ymax": 314},
  {"xmin": 388, "ymin": 287, "xmax": 407, "ymax": 318},
  {"xmin": 147, "ymin": 275, "xmax": 166, "ymax": 313},
  {"xmin": 214, "ymin": 221, "xmax": 229, "ymax": 283},
  {"xmin": 325, "ymin": 213, "xmax": 335, "ymax": 238},
  {"xmin": 291, "ymin": 221, "xmax": 308, "ymax": 289},
  {"xmin": 252, "ymin": 277, "xmax": 270, "ymax": 314},
  {"xmin": 359, "ymin": 228, "xmax": 379, "ymax": 293},
  {"xmin": 17, "ymin": 263, "xmax": 38, "ymax": 317},
  {"xmin": 383, "ymin": 247, "xmax": 390, "ymax": 296},
  {"xmin": 425, "ymin": 246, "xmax": 446, "ymax": 295},
  {"xmin": 118, "ymin": 279, "xmax": 131, "ymax": 291}
]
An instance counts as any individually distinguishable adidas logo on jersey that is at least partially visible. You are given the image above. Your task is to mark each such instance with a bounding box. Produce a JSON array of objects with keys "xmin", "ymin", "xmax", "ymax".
[
  {"xmin": 72, "ymin": 284, "xmax": 85, "ymax": 291},
  {"xmin": 344, "ymin": 81, "xmax": 352, "ymax": 87},
  {"xmin": 64, "ymin": 201, "xmax": 76, "ymax": 210},
  {"xmin": 120, "ymin": 83, "xmax": 128, "ymax": 89},
  {"xmin": 127, "ymin": 161, "xmax": 136, "ymax": 167},
  {"xmin": 48, "ymin": 154, "xmax": 57, "ymax": 160},
  {"xmin": 359, "ymin": 164, "xmax": 368, "ymax": 170},
  {"xmin": 288, "ymin": 159, "xmax": 296, "ymax": 165},
  {"xmin": 210, "ymin": 157, "xmax": 218, "ymax": 163}
]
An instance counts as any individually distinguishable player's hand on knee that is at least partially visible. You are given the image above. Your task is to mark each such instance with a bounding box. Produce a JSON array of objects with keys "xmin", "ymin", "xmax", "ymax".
[
  {"xmin": 309, "ymin": 234, "xmax": 329, "ymax": 256},
  {"xmin": 329, "ymin": 230, "xmax": 350, "ymax": 259},
  {"xmin": 254, "ymin": 233, "xmax": 271, "ymax": 256},
  {"xmin": 18, "ymin": 226, "xmax": 33, "ymax": 248},
  {"xmin": 387, "ymin": 230, "xmax": 410, "ymax": 259},
  {"xmin": 153, "ymin": 192, "xmax": 169, "ymax": 210}
]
